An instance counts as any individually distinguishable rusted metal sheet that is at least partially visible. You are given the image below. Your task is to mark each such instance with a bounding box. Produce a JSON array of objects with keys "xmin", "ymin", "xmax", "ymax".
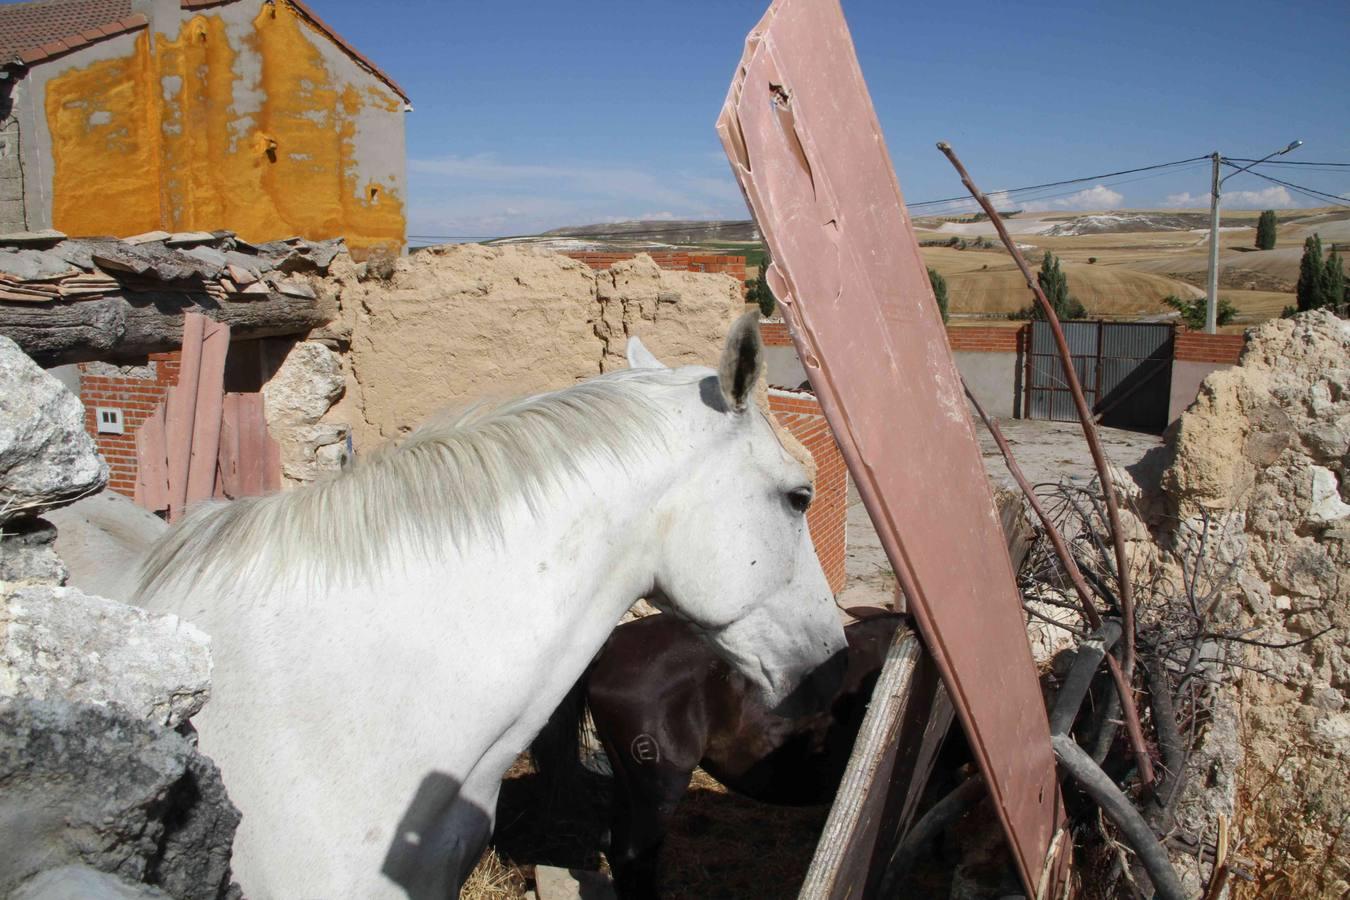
[{"xmin": 717, "ymin": 1, "xmax": 1062, "ymax": 891}]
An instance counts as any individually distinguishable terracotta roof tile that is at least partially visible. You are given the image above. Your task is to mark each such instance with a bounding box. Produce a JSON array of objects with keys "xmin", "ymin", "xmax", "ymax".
[
  {"xmin": 0, "ymin": 0, "xmax": 134, "ymax": 62},
  {"xmin": 0, "ymin": 0, "xmax": 406, "ymax": 105},
  {"xmin": 285, "ymin": 0, "xmax": 409, "ymax": 104}
]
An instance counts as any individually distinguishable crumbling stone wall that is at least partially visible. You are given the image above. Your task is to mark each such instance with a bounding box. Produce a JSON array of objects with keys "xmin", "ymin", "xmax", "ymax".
[
  {"xmin": 321, "ymin": 245, "xmax": 745, "ymax": 449},
  {"xmin": 1, "ymin": 336, "xmax": 239, "ymax": 897},
  {"xmin": 1162, "ymin": 310, "xmax": 1349, "ymax": 893}
]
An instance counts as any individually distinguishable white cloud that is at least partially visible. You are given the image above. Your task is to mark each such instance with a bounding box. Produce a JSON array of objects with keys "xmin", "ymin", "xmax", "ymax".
[
  {"xmin": 1162, "ymin": 191, "xmax": 1205, "ymax": 208},
  {"xmin": 1164, "ymin": 186, "xmax": 1298, "ymax": 210},
  {"xmin": 1227, "ymin": 186, "xmax": 1295, "ymax": 208},
  {"xmin": 921, "ymin": 184, "xmax": 1125, "ymax": 216},
  {"xmin": 1020, "ymin": 184, "xmax": 1124, "ymax": 213}
]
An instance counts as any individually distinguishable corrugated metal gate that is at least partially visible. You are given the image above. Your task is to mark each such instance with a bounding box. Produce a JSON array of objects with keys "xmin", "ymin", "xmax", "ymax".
[{"xmin": 1026, "ymin": 321, "xmax": 1174, "ymax": 433}]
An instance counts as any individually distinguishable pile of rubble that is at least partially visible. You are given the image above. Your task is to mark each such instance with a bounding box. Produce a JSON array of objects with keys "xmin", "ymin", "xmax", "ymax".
[
  {"xmin": 0, "ymin": 229, "xmax": 341, "ymax": 304},
  {"xmin": 0, "ymin": 335, "xmax": 239, "ymax": 897},
  {"xmin": 1162, "ymin": 310, "xmax": 1349, "ymax": 892}
]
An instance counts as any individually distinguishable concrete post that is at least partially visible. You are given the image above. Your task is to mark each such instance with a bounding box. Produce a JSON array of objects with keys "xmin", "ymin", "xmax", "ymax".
[{"xmin": 1205, "ymin": 152, "xmax": 1221, "ymax": 335}]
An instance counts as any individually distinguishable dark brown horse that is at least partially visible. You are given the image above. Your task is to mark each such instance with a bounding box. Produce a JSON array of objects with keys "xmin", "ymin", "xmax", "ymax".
[{"xmin": 531, "ymin": 609, "xmax": 905, "ymax": 898}]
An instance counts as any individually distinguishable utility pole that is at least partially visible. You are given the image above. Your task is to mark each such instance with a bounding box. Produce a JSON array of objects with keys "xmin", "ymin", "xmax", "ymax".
[
  {"xmin": 1203, "ymin": 141, "xmax": 1303, "ymax": 334},
  {"xmin": 1205, "ymin": 152, "xmax": 1222, "ymax": 334}
]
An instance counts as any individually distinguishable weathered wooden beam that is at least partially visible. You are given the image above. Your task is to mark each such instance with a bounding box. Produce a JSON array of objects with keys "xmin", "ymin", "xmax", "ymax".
[{"xmin": 0, "ymin": 290, "xmax": 331, "ymax": 366}]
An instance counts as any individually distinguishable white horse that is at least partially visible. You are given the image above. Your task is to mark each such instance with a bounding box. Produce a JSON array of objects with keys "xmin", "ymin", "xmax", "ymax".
[{"xmin": 134, "ymin": 312, "xmax": 847, "ymax": 898}]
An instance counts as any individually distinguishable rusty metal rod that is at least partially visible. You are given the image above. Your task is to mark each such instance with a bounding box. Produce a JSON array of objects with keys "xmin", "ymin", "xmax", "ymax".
[
  {"xmin": 937, "ymin": 142, "xmax": 1138, "ymax": 686},
  {"xmin": 964, "ymin": 383, "xmax": 1155, "ymax": 787}
]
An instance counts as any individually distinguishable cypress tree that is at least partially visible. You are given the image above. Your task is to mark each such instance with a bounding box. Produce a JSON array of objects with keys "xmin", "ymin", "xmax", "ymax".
[
  {"xmin": 1255, "ymin": 210, "xmax": 1278, "ymax": 250},
  {"xmin": 1031, "ymin": 250, "xmax": 1085, "ymax": 320},
  {"xmin": 1297, "ymin": 234, "xmax": 1325, "ymax": 312},
  {"xmin": 928, "ymin": 267, "xmax": 949, "ymax": 323},
  {"xmin": 1321, "ymin": 246, "xmax": 1346, "ymax": 316}
]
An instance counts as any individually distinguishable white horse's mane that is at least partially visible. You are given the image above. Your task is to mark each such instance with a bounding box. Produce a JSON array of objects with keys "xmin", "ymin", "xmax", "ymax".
[{"xmin": 137, "ymin": 368, "xmax": 697, "ymax": 603}]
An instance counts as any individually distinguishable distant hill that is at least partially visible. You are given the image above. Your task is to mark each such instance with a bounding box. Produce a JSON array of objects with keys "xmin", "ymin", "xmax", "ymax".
[{"xmin": 539, "ymin": 219, "xmax": 760, "ymax": 244}]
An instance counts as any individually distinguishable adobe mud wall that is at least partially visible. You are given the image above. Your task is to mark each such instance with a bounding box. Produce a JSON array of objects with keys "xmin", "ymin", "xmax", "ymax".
[{"xmin": 322, "ymin": 245, "xmax": 746, "ymax": 448}]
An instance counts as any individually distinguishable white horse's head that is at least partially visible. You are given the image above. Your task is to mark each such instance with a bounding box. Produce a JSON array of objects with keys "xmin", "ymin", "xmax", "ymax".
[{"xmin": 629, "ymin": 314, "xmax": 848, "ymax": 715}]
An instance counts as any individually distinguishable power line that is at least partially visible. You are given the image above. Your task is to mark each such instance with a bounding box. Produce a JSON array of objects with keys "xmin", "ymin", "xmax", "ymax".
[
  {"xmin": 922, "ymin": 160, "xmax": 1210, "ymax": 212},
  {"xmin": 407, "ymin": 152, "xmax": 1290, "ymax": 245},
  {"xmin": 904, "ymin": 154, "xmax": 1211, "ymax": 209},
  {"xmin": 1227, "ymin": 158, "xmax": 1350, "ymax": 168},
  {"xmin": 1227, "ymin": 166, "xmax": 1350, "ymax": 209},
  {"xmin": 1236, "ymin": 170, "xmax": 1350, "ymax": 210}
]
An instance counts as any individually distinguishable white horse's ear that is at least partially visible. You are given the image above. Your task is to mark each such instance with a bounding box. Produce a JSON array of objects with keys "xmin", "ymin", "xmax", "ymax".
[
  {"xmin": 718, "ymin": 310, "xmax": 764, "ymax": 413},
  {"xmin": 626, "ymin": 336, "xmax": 667, "ymax": 370}
]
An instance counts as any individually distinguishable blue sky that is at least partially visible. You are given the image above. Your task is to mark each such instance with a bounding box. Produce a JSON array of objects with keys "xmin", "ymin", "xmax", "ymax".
[{"xmin": 314, "ymin": 0, "xmax": 1350, "ymax": 239}]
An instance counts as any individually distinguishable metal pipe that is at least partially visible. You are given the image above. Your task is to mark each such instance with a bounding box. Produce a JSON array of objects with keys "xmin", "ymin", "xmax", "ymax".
[{"xmin": 1049, "ymin": 621, "xmax": 1123, "ymax": 737}]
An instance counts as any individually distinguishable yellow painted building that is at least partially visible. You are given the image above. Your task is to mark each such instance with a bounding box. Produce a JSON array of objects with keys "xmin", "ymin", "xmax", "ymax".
[{"xmin": 0, "ymin": 0, "xmax": 408, "ymax": 256}]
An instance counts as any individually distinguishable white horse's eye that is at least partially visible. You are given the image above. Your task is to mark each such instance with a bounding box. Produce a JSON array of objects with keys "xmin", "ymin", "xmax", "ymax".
[{"xmin": 787, "ymin": 486, "xmax": 813, "ymax": 514}]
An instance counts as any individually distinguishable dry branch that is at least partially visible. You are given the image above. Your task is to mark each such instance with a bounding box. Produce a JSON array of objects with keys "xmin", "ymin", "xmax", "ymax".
[{"xmin": 938, "ymin": 141, "xmax": 1139, "ymax": 688}]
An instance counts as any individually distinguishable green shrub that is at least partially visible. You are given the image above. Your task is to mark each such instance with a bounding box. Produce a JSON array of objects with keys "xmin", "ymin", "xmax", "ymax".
[
  {"xmin": 1165, "ymin": 294, "xmax": 1235, "ymax": 330},
  {"xmin": 745, "ymin": 260, "xmax": 776, "ymax": 317}
]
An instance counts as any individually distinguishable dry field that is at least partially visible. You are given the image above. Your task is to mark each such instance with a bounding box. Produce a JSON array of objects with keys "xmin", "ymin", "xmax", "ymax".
[{"xmin": 913, "ymin": 206, "xmax": 1349, "ymax": 323}]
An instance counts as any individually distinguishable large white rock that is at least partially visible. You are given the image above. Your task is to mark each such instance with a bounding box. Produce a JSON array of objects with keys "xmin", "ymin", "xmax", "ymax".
[
  {"xmin": 0, "ymin": 336, "xmax": 107, "ymax": 523},
  {"xmin": 0, "ymin": 584, "xmax": 210, "ymax": 727},
  {"xmin": 262, "ymin": 340, "xmax": 344, "ymax": 427}
]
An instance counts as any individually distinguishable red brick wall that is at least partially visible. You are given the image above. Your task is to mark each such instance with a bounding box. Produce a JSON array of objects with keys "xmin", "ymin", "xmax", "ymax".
[
  {"xmin": 767, "ymin": 320, "xmax": 1026, "ymax": 354},
  {"xmin": 945, "ymin": 324, "xmax": 1023, "ymax": 353},
  {"xmin": 1174, "ymin": 330, "xmax": 1244, "ymax": 365},
  {"xmin": 79, "ymin": 352, "xmax": 181, "ymax": 497},
  {"xmin": 563, "ymin": 250, "xmax": 747, "ymax": 282},
  {"xmin": 759, "ymin": 320, "xmax": 792, "ymax": 347},
  {"xmin": 768, "ymin": 391, "xmax": 848, "ymax": 594}
]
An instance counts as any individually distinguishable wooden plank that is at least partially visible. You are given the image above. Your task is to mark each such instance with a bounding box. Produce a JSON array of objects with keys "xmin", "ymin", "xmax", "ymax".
[
  {"xmin": 862, "ymin": 682, "xmax": 955, "ymax": 897},
  {"xmin": 185, "ymin": 318, "xmax": 229, "ymax": 507},
  {"xmin": 263, "ymin": 404, "xmax": 282, "ymax": 493},
  {"xmin": 217, "ymin": 393, "xmax": 241, "ymax": 499},
  {"xmin": 164, "ymin": 313, "xmax": 205, "ymax": 521},
  {"xmin": 718, "ymin": 4, "xmax": 1062, "ymax": 891},
  {"xmin": 134, "ymin": 405, "xmax": 169, "ymax": 514},
  {"xmin": 239, "ymin": 393, "xmax": 266, "ymax": 496},
  {"xmin": 798, "ymin": 629, "xmax": 925, "ymax": 899}
]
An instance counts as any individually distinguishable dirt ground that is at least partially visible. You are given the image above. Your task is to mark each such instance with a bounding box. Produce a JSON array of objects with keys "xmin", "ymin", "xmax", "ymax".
[
  {"xmin": 915, "ymin": 206, "xmax": 1350, "ymax": 323},
  {"xmin": 839, "ymin": 418, "xmax": 1164, "ymax": 611}
]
